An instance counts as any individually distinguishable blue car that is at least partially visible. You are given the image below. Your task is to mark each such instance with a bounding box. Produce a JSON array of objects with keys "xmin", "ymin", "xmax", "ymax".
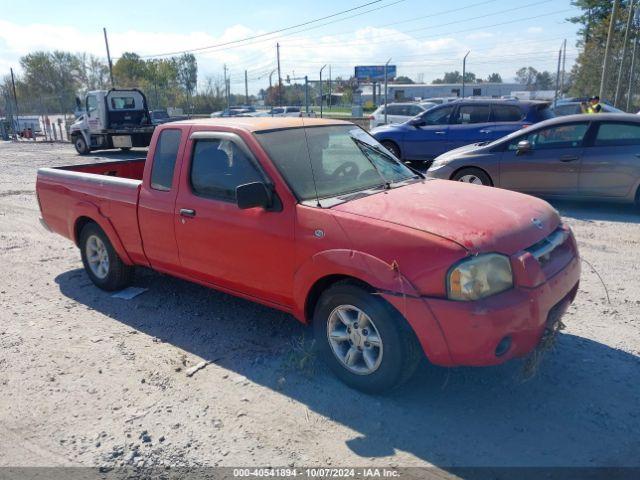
[{"xmin": 370, "ymin": 99, "xmax": 554, "ymax": 163}]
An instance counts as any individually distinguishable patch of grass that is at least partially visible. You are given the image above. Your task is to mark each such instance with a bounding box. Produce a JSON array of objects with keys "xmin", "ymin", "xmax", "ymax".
[{"xmin": 282, "ymin": 333, "xmax": 317, "ymax": 378}]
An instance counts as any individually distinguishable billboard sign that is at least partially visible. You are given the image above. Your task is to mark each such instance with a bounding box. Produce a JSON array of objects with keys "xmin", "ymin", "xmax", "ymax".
[{"xmin": 355, "ymin": 65, "xmax": 397, "ymax": 81}]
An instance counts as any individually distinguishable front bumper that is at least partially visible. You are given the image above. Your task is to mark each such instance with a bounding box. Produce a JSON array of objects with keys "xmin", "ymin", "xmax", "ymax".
[{"xmin": 382, "ymin": 233, "xmax": 581, "ymax": 367}]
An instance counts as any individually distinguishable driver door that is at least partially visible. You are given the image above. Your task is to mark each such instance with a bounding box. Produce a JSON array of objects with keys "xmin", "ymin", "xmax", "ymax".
[
  {"xmin": 174, "ymin": 130, "xmax": 296, "ymax": 308},
  {"xmin": 85, "ymin": 93, "xmax": 103, "ymax": 132},
  {"xmin": 402, "ymin": 104, "xmax": 454, "ymax": 161}
]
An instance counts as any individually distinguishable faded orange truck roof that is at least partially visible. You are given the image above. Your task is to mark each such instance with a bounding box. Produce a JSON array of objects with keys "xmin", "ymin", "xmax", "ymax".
[{"xmin": 166, "ymin": 117, "xmax": 352, "ymax": 132}]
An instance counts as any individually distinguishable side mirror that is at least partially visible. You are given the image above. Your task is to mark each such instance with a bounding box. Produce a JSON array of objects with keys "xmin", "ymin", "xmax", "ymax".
[
  {"xmin": 236, "ymin": 182, "xmax": 272, "ymax": 210},
  {"xmin": 409, "ymin": 117, "xmax": 426, "ymax": 127},
  {"xmin": 516, "ymin": 140, "xmax": 532, "ymax": 155}
]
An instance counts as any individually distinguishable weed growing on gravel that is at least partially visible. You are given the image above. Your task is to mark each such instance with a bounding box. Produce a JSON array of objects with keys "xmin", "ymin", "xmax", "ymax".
[{"xmin": 282, "ymin": 333, "xmax": 317, "ymax": 377}]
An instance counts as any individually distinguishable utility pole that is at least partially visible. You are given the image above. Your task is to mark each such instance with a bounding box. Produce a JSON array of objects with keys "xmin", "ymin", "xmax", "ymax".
[
  {"xmin": 627, "ymin": 9, "xmax": 640, "ymax": 111},
  {"xmin": 244, "ymin": 70, "xmax": 249, "ymax": 105},
  {"xmin": 276, "ymin": 43, "xmax": 282, "ymax": 106},
  {"xmin": 328, "ymin": 65, "xmax": 332, "ymax": 110},
  {"xmin": 560, "ymin": 39, "xmax": 567, "ymax": 98},
  {"xmin": 320, "ymin": 64, "xmax": 327, "ymax": 118},
  {"xmin": 304, "ymin": 76, "xmax": 309, "ymax": 114},
  {"xmin": 600, "ymin": 0, "xmax": 620, "ymax": 100},
  {"xmin": 10, "ymin": 67, "xmax": 19, "ymax": 137},
  {"xmin": 103, "ymin": 27, "xmax": 114, "ymax": 87},
  {"xmin": 615, "ymin": 0, "xmax": 635, "ymax": 107},
  {"xmin": 461, "ymin": 51, "xmax": 470, "ymax": 98},
  {"xmin": 384, "ymin": 58, "xmax": 391, "ymax": 124},
  {"xmin": 223, "ymin": 64, "xmax": 229, "ymax": 109},
  {"xmin": 554, "ymin": 45, "xmax": 562, "ymax": 107}
]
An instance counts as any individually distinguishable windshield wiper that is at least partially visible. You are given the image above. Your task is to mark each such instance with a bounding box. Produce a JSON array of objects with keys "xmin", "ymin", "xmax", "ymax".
[{"xmin": 351, "ymin": 138, "xmax": 392, "ymax": 189}]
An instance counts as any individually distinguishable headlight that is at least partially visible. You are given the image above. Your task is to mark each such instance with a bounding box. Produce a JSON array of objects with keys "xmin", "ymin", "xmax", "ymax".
[
  {"xmin": 429, "ymin": 157, "xmax": 449, "ymax": 169},
  {"xmin": 447, "ymin": 254, "xmax": 513, "ymax": 301}
]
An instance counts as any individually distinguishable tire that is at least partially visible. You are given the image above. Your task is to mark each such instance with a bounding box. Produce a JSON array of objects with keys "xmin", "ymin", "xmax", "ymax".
[
  {"xmin": 73, "ymin": 134, "xmax": 90, "ymax": 155},
  {"xmin": 381, "ymin": 140, "xmax": 401, "ymax": 159},
  {"xmin": 452, "ymin": 167, "xmax": 492, "ymax": 186},
  {"xmin": 313, "ymin": 281, "xmax": 422, "ymax": 393},
  {"xmin": 79, "ymin": 223, "xmax": 134, "ymax": 291}
]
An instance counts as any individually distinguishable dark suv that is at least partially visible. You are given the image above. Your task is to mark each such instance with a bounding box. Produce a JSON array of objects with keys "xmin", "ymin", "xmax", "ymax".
[{"xmin": 370, "ymin": 99, "xmax": 554, "ymax": 163}]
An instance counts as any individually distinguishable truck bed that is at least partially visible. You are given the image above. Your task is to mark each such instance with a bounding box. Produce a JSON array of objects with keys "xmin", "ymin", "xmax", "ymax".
[
  {"xmin": 56, "ymin": 158, "xmax": 146, "ymax": 179},
  {"xmin": 36, "ymin": 158, "xmax": 148, "ymax": 265}
]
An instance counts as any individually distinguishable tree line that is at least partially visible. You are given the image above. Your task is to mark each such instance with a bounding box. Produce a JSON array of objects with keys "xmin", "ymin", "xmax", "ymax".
[{"xmin": 0, "ymin": 51, "xmax": 230, "ymax": 115}]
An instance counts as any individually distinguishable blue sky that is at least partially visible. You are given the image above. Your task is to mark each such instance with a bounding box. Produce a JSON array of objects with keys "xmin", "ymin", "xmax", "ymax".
[{"xmin": 1, "ymin": 0, "xmax": 582, "ymax": 93}]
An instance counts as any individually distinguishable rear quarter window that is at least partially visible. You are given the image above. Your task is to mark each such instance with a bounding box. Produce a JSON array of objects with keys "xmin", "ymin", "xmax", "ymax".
[
  {"xmin": 594, "ymin": 122, "xmax": 640, "ymax": 146},
  {"xmin": 150, "ymin": 129, "xmax": 182, "ymax": 191},
  {"xmin": 492, "ymin": 105, "xmax": 524, "ymax": 122}
]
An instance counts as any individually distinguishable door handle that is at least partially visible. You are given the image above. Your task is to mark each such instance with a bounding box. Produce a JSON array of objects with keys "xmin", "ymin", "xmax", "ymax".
[
  {"xmin": 479, "ymin": 129, "xmax": 491, "ymax": 133},
  {"xmin": 559, "ymin": 155, "xmax": 579, "ymax": 162},
  {"xmin": 435, "ymin": 131, "xmax": 446, "ymax": 135},
  {"xmin": 179, "ymin": 208, "xmax": 196, "ymax": 217}
]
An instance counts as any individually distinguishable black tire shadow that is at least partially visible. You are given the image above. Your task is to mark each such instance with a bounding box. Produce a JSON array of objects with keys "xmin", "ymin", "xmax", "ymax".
[{"xmin": 55, "ymin": 267, "xmax": 640, "ymax": 469}]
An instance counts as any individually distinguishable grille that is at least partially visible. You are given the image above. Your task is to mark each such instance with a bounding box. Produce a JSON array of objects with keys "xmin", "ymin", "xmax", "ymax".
[{"xmin": 526, "ymin": 228, "xmax": 570, "ymax": 268}]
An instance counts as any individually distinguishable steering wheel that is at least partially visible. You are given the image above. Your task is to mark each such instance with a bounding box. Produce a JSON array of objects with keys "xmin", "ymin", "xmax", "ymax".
[{"xmin": 331, "ymin": 161, "xmax": 359, "ymax": 179}]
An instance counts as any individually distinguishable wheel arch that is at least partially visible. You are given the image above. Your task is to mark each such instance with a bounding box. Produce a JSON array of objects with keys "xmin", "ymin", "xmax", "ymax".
[
  {"xmin": 380, "ymin": 138, "xmax": 401, "ymax": 157},
  {"xmin": 450, "ymin": 165, "xmax": 494, "ymax": 186},
  {"xmin": 70, "ymin": 204, "xmax": 134, "ymax": 265},
  {"xmin": 304, "ymin": 274, "xmax": 374, "ymax": 325}
]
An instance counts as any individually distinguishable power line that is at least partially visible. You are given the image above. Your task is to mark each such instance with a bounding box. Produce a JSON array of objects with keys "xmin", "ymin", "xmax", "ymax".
[
  {"xmin": 280, "ymin": 0, "xmax": 554, "ymax": 49},
  {"xmin": 140, "ymin": 0, "xmax": 390, "ymax": 58},
  {"xmin": 144, "ymin": 0, "xmax": 505, "ymax": 59},
  {"xmin": 278, "ymin": 7, "xmax": 574, "ymax": 50}
]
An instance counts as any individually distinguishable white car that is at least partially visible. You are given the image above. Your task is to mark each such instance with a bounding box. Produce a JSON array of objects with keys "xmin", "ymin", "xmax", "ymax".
[
  {"xmin": 420, "ymin": 97, "xmax": 459, "ymax": 105},
  {"xmin": 268, "ymin": 106, "xmax": 304, "ymax": 117},
  {"xmin": 368, "ymin": 102, "xmax": 436, "ymax": 129}
]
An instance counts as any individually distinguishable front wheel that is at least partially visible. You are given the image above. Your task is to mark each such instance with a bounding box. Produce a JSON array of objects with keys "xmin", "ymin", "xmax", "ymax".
[
  {"xmin": 452, "ymin": 167, "xmax": 492, "ymax": 186},
  {"xmin": 313, "ymin": 281, "xmax": 421, "ymax": 393},
  {"xmin": 73, "ymin": 134, "xmax": 90, "ymax": 155},
  {"xmin": 79, "ymin": 223, "xmax": 134, "ymax": 291}
]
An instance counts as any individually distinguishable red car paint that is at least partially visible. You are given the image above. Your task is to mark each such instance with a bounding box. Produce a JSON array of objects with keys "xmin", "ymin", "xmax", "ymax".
[{"xmin": 36, "ymin": 118, "xmax": 580, "ymax": 367}]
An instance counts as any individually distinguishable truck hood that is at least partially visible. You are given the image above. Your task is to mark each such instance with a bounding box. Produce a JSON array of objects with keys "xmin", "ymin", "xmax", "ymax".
[{"xmin": 332, "ymin": 180, "xmax": 559, "ymax": 255}]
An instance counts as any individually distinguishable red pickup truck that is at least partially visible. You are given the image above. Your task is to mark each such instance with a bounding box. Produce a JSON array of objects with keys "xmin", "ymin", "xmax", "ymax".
[{"xmin": 36, "ymin": 118, "xmax": 581, "ymax": 392}]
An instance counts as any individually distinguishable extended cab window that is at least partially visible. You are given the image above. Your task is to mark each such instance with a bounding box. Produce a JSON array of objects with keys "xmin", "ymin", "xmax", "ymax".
[
  {"xmin": 190, "ymin": 139, "xmax": 262, "ymax": 202},
  {"xmin": 594, "ymin": 122, "xmax": 640, "ymax": 146},
  {"xmin": 150, "ymin": 129, "xmax": 182, "ymax": 191}
]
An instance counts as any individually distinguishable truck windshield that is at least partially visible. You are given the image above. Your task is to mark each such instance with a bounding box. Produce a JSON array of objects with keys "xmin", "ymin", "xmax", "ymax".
[{"xmin": 254, "ymin": 125, "xmax": 419, "ymax": 202}]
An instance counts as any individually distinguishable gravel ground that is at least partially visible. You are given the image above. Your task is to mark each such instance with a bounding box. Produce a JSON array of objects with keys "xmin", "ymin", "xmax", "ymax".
[{"xmin": 0, "ymin": 141, "xmax": 639, "ymax": 471}]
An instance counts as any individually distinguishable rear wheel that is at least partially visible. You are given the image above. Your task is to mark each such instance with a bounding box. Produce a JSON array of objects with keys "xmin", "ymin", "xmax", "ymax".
[
  {"xmin": 73, "ymin": 134, "xmax": 90, "ymax": 155},
  {"xmin": 452, "ymin": 167, "xmax": 492, "ymax": 186},
  {"xmin": 79, "ymin": 223, "xmax": 134, "ymax": 291},
  {"xmin": 381, "ymin": 140, "xmax": 401, "ymax": 159},
  {"xmin": 313, "ymin": 281, "xmax": 421, "ymax": 393}
]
